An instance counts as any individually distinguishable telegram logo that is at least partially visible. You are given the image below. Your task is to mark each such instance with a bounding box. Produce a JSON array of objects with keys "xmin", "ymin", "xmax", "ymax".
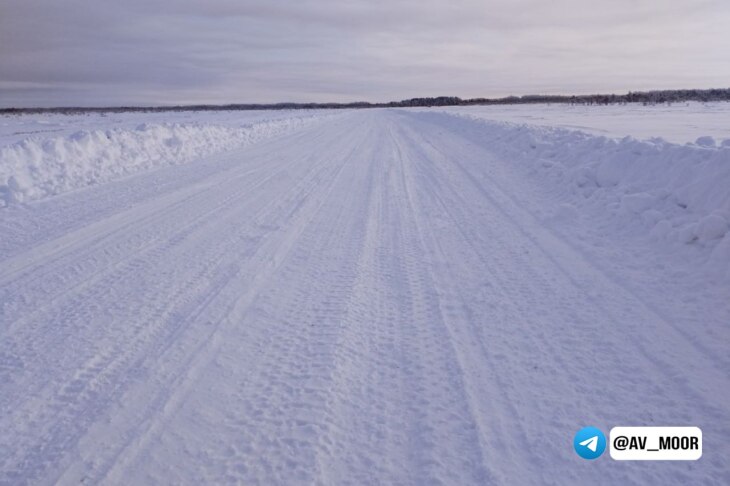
[{"xmin": 574, "ymin": 426, "xmax": 607, "ymax": 460}]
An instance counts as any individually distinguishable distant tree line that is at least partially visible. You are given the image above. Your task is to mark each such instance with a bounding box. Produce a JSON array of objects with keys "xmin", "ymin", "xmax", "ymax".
[{"xmin": 2, "ymin": 88, "xmax": 729, "ymax": 114}]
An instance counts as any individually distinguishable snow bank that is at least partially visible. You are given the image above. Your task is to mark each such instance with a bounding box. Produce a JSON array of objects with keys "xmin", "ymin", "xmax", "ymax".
[
  {"xmin": 0, "ymin": 115, "xmax": 321, "ymax": 205},
  {"xmin": 420, "ymin": 112, "xmax": 730, "ymax": 278}
]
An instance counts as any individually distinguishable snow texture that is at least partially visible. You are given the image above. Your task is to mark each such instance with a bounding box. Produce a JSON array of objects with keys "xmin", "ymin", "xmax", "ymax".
[
  {"xmin": 0, "ymin": 111, "xmax": 335, "ymax": 205},
  {"xmin": 415, "ymin": 110, "xmax": 730, "ymax": 281},
  {"xmin": 0, "ymin": 107, "xmax": 728, "ymax": 485},
  {"xmin": 428, "ymin": 102, "xmax": 730, "ymax": 144}
]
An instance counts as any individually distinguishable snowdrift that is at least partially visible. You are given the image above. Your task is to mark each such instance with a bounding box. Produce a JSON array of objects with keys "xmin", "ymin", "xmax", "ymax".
[
  {"xmin": 0, "ymin": 115, "xmax": 320, "ymax": 206},
  {"xmin": 419, "ymin": 112, "xmax": 730, "ymax": 278}
]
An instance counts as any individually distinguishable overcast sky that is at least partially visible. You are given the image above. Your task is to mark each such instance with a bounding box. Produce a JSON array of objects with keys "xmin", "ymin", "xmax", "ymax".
[{"xmin": 1, "ymin": 0, "xmax": 729, "ymax": 107}]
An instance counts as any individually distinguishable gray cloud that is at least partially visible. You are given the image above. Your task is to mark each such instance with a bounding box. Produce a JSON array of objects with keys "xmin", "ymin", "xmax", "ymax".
[{"xmin": 1, "ymin": 0, "xmax": 729, "ymax": 107}]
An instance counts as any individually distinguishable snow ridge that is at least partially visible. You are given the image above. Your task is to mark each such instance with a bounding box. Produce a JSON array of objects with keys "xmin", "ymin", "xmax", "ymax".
[
  {"xmin": 418, "ymin": 111, "xmax": 730, "ymax": 279},
  {"xmin": 0, "ymin": 115, "xmax": 324, "ymax": 205}
]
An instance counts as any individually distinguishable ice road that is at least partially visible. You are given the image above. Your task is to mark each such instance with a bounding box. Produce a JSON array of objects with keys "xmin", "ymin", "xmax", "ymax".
[{"xmin": 1, "ymin": 109, "xmax": 728, "ymax": 485}]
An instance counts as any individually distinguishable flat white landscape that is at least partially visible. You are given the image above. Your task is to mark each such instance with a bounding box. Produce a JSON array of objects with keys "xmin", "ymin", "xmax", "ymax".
[
  {"xmin": 430, "ymin": 102, "xmax": 730, "ymax": 144},
  {"xmin": 1, "ymin": 105, "xmax": 728, "ymax": 484}
]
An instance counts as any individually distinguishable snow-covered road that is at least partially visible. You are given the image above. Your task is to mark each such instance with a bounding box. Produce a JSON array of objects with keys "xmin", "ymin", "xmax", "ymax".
[{"xmin": 1, "ymin": 109, "xmax": 728, "ymax": 485}]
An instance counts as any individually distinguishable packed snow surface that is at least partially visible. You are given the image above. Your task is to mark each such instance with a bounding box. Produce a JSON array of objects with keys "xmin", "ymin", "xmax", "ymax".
[{"xmin": 0, "ymin": 108, "xmax": 728, "ymax": 485}]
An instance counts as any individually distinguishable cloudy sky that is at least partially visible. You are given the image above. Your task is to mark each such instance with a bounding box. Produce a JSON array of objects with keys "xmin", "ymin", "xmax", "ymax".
[{"xmin": 1, "ymin": 0, "xmax": 729, "ymax": 107}]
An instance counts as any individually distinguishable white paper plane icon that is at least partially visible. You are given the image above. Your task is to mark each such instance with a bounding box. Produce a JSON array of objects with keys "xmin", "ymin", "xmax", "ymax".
[{"xmin": 579, "ymin": 436, "xmax": 598, "ymax": 452}]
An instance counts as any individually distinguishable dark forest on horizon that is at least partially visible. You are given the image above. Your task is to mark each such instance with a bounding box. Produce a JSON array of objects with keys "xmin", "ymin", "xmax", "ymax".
[{"xmin": 2, "ymin": 88, "xmax": 729, "ymax": 114}]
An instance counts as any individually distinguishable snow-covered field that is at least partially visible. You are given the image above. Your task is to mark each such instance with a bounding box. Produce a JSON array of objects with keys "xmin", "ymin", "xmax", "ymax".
[
  {"xmin": 0, "ymin": 105, "xmax": 728, "ymax": 485},
  {"xmin": 428, "ymin": 102, "xmax": 730, "ymax": 144}
]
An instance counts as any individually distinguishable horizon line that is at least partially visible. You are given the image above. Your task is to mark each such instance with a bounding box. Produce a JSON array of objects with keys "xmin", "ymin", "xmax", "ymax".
[{"xmin": 2, "ymin": 87, "xmax": 729, "ymax": 113}]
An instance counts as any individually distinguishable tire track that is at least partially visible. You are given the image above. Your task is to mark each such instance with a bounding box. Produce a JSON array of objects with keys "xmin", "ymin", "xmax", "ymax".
[
  {"xmin": 392, "ymin": 113, "xmax": 729, "ymax": 484},
  {"xmin": 0, "ymin": 114, "xmax": 363, "ymax": 485},
  {"xmin": 55, "ymin": 113, "xmax": 376, "ymax": 485}
]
